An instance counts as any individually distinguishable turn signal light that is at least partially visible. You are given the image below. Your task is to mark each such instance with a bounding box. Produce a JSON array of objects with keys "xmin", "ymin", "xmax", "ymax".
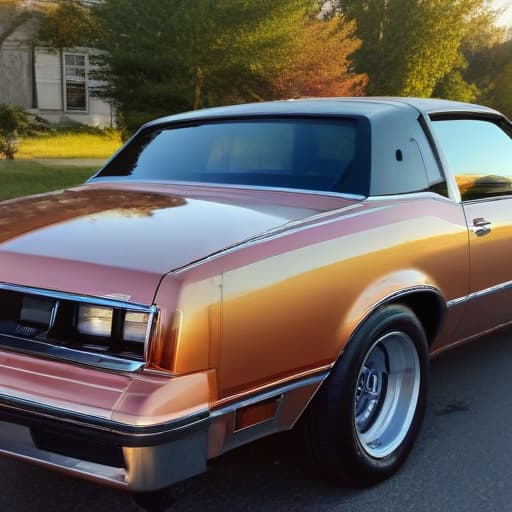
[{"xmin": 235, "ymin": 397, "xmax": 279, "ymax": 431}]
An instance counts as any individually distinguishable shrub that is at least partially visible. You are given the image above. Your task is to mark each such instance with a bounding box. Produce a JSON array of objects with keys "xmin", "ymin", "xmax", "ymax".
[{"xmin": 0, "ymin": 103, "xmax": 29, "ymax": 160}]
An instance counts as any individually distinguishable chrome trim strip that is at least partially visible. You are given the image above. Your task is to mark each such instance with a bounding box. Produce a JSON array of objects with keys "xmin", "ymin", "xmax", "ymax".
[
  {"xmin": 170, "ymin": 204, "xmax": 386, "ymax": 276},
  {"xmin": 366, "ymin": 191, "xmax": 455, "ymax": 202},
  {"xmin": 210, "ymin": 370, "xmax": 329, "ymax": 418},
  {"xmin": 447, "ymin": 279, "xmax": 512, "ymax": 308},
  {"xmin": 421, "ymin": 114, "xmax": 462, "ymax": 203},
  {"xmin": 48, "ymin": 300, "xmax": 60, "ymax": 331},
  {"xmin": 88, "ymin": 178, "xmax": 367, "ymax": 201},
  {"xmin": 143, "ymin": 307, "xmax": 159, "ymax": 362},
  {"xmin": 364, "ymin": 285, "xmax": 445, "ymax": 319},
  {"xmin": 462, "ymin": 195, "xmax": 512, "ymax": 205},
  {"xmin": 337, "ymin": 285, "xmax": 446, "ymax": 360},
  {"xmin": 446, "ymin": 296, "xmax": 467, "ymax": 307},
  {"xmin": 0, "ymin": 333, "xmax": 145, "ymax": 372},
  {"xmin": 0, "ymin": 391, "xmax": 210, "ymax": 439},
  {"xmin": 0, "ymin": 282, "xmax": 153, "ymax": 312}
]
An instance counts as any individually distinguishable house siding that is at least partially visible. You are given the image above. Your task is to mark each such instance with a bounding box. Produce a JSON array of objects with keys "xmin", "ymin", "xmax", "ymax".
[
  {"xmin": 0, "ymin": 20, "xmax": 35, "ymax": 109},
  {"xmin": 0, "ymin": 15, "xmax": 114, "ymax": 127}
]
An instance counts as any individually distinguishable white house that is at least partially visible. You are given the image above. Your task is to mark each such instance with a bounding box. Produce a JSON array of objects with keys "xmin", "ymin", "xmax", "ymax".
[{"xmin": 0, "ymin": 1, "xmax": 114, "ymax": 127}]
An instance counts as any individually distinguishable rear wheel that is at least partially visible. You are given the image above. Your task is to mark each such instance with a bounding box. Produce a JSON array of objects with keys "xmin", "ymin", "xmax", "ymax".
[
  {"xmin": 132, "ymin": 489, "xmax": 174, "ymax": 512},
  {"xmin": 306, "ymin": 304, "xmax": 428, "ymax": 484}
]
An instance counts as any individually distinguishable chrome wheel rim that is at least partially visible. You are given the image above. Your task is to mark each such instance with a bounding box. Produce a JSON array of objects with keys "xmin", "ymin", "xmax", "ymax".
[{"xmin": 354, "ymin": 331, "xmax": 420, "ymax": 459}]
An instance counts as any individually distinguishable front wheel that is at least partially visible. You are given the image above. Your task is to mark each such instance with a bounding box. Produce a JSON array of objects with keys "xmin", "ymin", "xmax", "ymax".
[{"xmin": 306, "ymin": 304, "xmax": 429, "ymax": 485}]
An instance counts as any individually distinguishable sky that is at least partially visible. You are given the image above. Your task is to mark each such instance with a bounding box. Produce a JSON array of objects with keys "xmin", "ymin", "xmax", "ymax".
[{"xmin": 493, "ymin": 0, "xmax": 512, "ymax": 26}]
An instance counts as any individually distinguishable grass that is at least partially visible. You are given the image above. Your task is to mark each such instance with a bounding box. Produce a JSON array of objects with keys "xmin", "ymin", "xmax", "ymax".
[
  {"xmin": 0, "ymin": 161, "xmax": 97, "ymax": 200},
  {"xmin": 17, "ymin": 130, "xmax": 122, "ymax": 159}
]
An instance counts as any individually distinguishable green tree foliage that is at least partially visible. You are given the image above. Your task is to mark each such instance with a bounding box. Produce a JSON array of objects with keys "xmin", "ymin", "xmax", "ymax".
[
  {"xmin": 0, "ymin": 103, "xmax": 28, "ymax": 159},
  {"xmin": 91, "ymin": 0, "xmax": 313, "ymax": 136},
  {"xmin": 337, "ymin": 0, "xmax": 496, "ymax": 98},
  {"xmin": 37, "ymin": 0, "xmax": 100, "ymax": 48},
  {"xmin": 30, "ymin": 1, "xmax": 366, "ymax": 136},
  {"xmin": 465, "ymin": 38, "xmax": 512, "ymax": 116},
  {"xmin": 433, "ymin": 70, "xmax": 479, "ymax": 103},
  {"xmin": 489, "ymin": 61, "xmax": 512, "ymax": 117}
]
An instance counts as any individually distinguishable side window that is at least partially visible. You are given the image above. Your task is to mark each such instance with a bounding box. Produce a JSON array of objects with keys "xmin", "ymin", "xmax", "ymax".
[
  {"xmin": 369, "ymin": 114, "xmax": 439, "ymax": 197},
  {"xmin": 431, "ymin": 118, "xmax": 512, "ymax": 201},
  {"xmin": 370, "ymin": 139, "xmax": 430, "ymax": 195}
]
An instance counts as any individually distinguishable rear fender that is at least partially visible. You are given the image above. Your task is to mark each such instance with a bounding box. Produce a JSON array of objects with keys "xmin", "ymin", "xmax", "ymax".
[{"xmin": 336, "ymin": 269, "xmax": 446, "ymax": 360}]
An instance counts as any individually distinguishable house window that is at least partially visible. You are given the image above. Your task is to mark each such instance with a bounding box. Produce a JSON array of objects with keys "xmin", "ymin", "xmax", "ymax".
[{"xmin": 64, "ymin": 53, "xmax": 88, "ymax": 112}]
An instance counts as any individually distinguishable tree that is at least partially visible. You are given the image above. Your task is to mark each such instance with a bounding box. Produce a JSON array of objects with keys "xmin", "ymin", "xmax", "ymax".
[
  {"xmin": 36, "ymin": 0, "xmax": 100, "ymax": 49},
  {"xmin": 337, "ymin": 0, "xmax": 498, "ymax": 97},
  {"xmin": 433, "ymin": 69, "xmax": 480, "ymax": 103},
  {"xmin": 271, "ymin": 14, "xmax": 367, "ymax": 98},
  {"xmin": 464, "ymin": 37, "xmax": 512, "ymax": 114},
  {"xmin": 0, "ymin": 103, "xmax": 28, "ymax": 159},
  {"xmin": 489, "ymin": 61, "xmax": 512, "ymax": 117},
  {"xmin": 90, "ymin": 0, "xmax": 312, "ymax": 136},
  {"xmin": 28, "ymin": 0, "xmax": 367, "ymax": 136}
]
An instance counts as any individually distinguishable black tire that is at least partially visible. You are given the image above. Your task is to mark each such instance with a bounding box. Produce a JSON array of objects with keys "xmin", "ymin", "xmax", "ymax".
[
  {"xmin": 305, "ymin": 304, "xmax": 429, "ymax": 485},
  {"xmin": 132, "ymin": 488, "xmax": 174, "ymax": 512}
]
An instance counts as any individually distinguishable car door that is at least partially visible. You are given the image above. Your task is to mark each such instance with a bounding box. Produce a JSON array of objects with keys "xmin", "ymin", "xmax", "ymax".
[{"xmin": 430, "ymin": 115, "xmax": 512, "ymax": 337}]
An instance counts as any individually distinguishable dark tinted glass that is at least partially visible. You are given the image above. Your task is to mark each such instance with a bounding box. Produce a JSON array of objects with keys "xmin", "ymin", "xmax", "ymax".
[
  {"xmin": 95, "ymin": 118, "xmax": 370, "ymax": 195},
  {"xmin": 431, "ymin": 118, "xmax": 512, "ymax": 200}
]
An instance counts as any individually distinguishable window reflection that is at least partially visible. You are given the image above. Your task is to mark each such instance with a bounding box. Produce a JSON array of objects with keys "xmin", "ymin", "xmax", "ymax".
[
  {"xmin": 431, "ymin": 118, "xmax": 512, "ymax": 201},
  {"xmin": 95, "ymin": 118, "xmax": 370, "ymax": 195}
]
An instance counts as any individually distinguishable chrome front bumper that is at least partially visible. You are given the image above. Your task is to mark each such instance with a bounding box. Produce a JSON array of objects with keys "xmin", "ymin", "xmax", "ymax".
[{"xmin": 0, "ymin": 395, "xmax": 209, "ymax": 492}]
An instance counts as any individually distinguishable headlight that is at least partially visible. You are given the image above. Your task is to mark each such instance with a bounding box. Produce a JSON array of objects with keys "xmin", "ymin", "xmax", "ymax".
[
  {"xmin": 123, "ymin": 311, "xmax": 150, "ymax": 343},
  {"xmin": 77, "ymin": 305, "xmax": 113, "ymax": 337}
]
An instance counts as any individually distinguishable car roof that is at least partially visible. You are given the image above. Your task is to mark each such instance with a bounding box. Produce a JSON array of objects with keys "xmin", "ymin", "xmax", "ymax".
[{"xmin": 145, "ymin": 97, "xmax": 501, "ymax": 129}]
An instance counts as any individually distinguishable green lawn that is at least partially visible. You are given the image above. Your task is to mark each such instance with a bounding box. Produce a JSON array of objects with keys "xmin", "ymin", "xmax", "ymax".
[
  {"xmin": 0, "ymin": 161, "xmax": 96, "ymax": 200},
  {"xmin": 17, "ymin": 131, "xmax": 122, "ymax": 159}
]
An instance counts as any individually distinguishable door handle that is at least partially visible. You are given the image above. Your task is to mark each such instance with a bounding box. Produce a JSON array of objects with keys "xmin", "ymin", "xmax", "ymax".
[{"xmin": 472, "ymin": 217, "xmax": 492, "ymax": 237}]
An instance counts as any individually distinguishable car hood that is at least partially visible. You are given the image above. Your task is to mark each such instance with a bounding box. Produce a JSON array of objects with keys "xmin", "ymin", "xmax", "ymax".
[{"xmin": 0, "ymin": 182, "xmax": 359, "ymax": 304}]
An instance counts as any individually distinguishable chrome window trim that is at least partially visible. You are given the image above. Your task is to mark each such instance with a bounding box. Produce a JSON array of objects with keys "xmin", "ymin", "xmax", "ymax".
[
  {"xmin": 426, "ymin": 112, "xmax": 512, "ymax": 204},
  {"xmin": 461, "ymin": 195, "xmax": 512, "ymax": 205},
  {"xmin": 447, "ymin": 279, "xmax": 512, "ymax": 308},
  {"xmin": 88, "ymin": 178, "xmax": 367, "ymax": 201},
  {"xmin": 366, "ymin": 191, "xmax": 455, "ymax": 202},
  {"xmin": 421, "ymin": 115, "xmax": 462, "ymax": 203},
  {"xmin": 0, "ymin": 283, "xmax": 158, "ymax": 371}
]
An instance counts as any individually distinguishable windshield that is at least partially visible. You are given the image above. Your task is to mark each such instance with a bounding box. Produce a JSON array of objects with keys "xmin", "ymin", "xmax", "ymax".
[{"xmin": 94, "ymin": 117, "xmax": 370, "ymax": 195}]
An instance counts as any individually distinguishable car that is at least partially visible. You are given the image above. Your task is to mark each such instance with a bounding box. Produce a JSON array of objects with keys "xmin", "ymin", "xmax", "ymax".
[{"xmin": 0, "ymin": 97, "xmax": 511, "ymax": 502}]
